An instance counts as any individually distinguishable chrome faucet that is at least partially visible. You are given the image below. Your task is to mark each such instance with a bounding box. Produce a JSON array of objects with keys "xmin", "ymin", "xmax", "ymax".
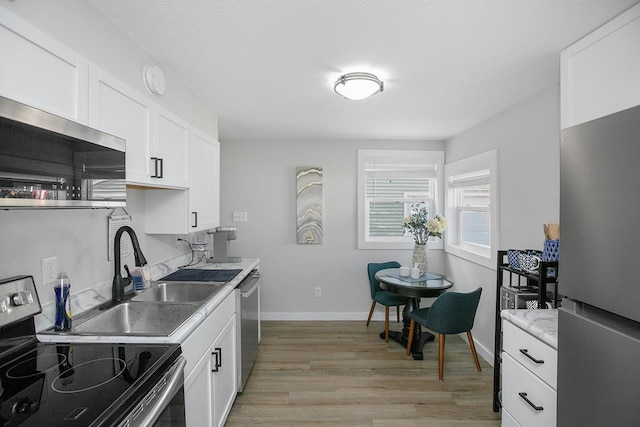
[{"xmin": 112, "ymin": 226, "xmax": 148, "ymax": 303}]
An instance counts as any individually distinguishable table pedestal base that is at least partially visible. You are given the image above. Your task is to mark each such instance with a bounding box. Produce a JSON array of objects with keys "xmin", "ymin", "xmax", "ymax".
[{"xmin": 379, "ymin": 322, "xmax": 435, "ymax": 360}]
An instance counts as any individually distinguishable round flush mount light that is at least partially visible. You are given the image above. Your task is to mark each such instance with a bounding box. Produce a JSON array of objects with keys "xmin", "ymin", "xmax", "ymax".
[
  {"xmin": 143, "ymin": 65, "xmax": 166, "ymax": 96},
  {"xmin": 334, "ymin": 72, "xmax": 384, "ymax": 100}
]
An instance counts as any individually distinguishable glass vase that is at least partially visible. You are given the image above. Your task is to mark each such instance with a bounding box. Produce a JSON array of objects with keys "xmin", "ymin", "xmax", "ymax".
[{"xmin": 412, "ymin": 243, "xmax": 428, "ymax": 276}]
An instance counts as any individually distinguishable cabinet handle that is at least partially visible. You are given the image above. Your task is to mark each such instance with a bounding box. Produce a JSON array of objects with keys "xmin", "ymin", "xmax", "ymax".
[
  {"xmin": 519, "ymin": 348, "xmax": 544, "ymax": 364},
  {"xmin": 157, "ymin": 158, "xmax": 163, "ymax": 178},
  {"xmin": 518, "ymin": 392, "xmax": 543, "ymax": 411},
  {"xmin": 211, "ymin": 347, "xmax": 222, "ymax": 372},
  {"xmin": 151, "ymin": 157, "xmax": 159, "ymax": 178},
  {"xmin": 192, "ymin": 212, "xmax": 198, "ymax": 228}
]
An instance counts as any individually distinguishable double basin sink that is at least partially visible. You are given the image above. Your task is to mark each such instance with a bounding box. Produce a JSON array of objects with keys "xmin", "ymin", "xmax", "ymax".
[{"xmin": 64, "ymin": 281, "xmax": 226, "ymax": 336}]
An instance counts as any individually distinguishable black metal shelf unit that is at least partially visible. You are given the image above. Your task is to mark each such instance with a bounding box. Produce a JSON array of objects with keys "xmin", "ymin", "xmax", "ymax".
[{"xmin": 492, "ymin": 249, "xmax": 559, "ymax": 412}]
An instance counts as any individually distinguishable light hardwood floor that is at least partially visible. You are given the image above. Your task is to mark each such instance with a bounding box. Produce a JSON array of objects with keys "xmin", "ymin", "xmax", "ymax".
[{"xmin": 226, "ymin": 320, "xmax": 501, "ymax": 426}]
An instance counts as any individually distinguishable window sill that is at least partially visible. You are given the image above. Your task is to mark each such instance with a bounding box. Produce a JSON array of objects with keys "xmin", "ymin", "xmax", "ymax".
[
  {"xmin": 359, "ymin": 241, "xmax": 445, "ymax": 250},
  {"xmin": 445, "ymin": 243, "xmax": 495, "ymax": 269}
]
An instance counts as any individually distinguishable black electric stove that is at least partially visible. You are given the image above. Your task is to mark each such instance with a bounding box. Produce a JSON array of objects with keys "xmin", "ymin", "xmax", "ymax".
[{"xmin": 0, "ymin": 276, "xmax": 183, "ymax": 427}]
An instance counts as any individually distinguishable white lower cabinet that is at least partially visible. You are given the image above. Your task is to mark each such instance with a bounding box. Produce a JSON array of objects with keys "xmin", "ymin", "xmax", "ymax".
[
  {"xmin": 212, "ymin": 315, "xmax": 237, "ymax": 427},
  {"xmin": 183, "ymin": 292, "xmax": 237, "ymax": 427},
  {"xmin": 501, "ymin": 319, "xmax": 557, "ymax": 427}
]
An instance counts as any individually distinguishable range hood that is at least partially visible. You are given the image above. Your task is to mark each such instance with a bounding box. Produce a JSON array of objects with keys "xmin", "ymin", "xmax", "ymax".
[{"xmin": 0, "ymin": 95, "xmax": 126, "ymax": 209}]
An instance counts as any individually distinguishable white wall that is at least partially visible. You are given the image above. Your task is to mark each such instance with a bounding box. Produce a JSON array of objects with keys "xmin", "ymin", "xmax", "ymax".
[
  {"xmin": 444, "ymin": 85, "xmax": 561, "ymax": 362},
  {"xmin": 0, "ymin": 2, "xmax": 216, "ymax": 312},
  {"xmin": 220, "ymin": 139, "xmax": 445, "ymax": 319}
]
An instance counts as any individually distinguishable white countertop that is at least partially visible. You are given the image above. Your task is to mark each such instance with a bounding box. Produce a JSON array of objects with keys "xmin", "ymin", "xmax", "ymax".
[
  {"xmin": 37, "ymin": 258, "xmax": 260, "ymax": 345},
  {"xmin": 501, "ymin": 308, "xmax": 558, "ymax": 349}
]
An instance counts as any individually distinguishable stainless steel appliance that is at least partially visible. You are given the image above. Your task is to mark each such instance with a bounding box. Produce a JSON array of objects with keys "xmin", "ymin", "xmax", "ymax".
[
  {"xmin": 558, "ymin": 104, "xmax": 640, "ymax": 426},
  {"xmin": 207, "ymin": 227, "xmax": 241, "ymax": 263},
  {"xmin": 0, "ymin": 95, "xmax": 126, "ymax": 208},
  {"xmin": 0, "ymin": 275, "xmax": 185, "ymax": 426},
  {"xmin": 500, "ymin": 286, "xmax": 539, "ymax": 310},
  {"xmin": 235, "ymin": 270, "xmax": 260, "ymax": 392}
]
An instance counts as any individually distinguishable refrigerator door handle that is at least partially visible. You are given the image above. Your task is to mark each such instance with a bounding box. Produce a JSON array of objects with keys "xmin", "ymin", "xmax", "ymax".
[
  {"xmin": 518, "ymin": 392, "xmax": 544, "ymax": 411},
  {"xmin": 519, "ymin": 348, "xmax": 544, "ymax": 364}
]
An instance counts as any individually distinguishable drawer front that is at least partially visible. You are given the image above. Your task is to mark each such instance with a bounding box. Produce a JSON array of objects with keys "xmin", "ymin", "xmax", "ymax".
[
  {"xmin": 503, "ymin": 320, "xmax": 557, "ymax": 388},
  {"xmin": 502, "ymin": 353, "xmax": 556, "ymax": 427},
  {"xmin": 502, "ymin": 408, "xmax": 522, "ymax": 427},
  {"xmin": 183, "ymin": 292, "xmax": 235, "ymax": 385}
]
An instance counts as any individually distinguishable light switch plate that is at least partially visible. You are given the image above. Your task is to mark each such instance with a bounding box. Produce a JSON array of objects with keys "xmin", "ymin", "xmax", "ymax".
[
  {"xmin": 232, "ymin": 211, "xmax": 248, "ymax": 222},
  {"xmin": 41, "ymin": 256, "xmax": 58, "ymax": 285}
]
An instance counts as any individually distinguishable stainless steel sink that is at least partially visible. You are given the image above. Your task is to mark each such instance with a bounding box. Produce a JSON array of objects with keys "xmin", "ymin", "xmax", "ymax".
[
  {"xmin": 131, "ymin": 281, "xmax": 224, "ymax": 303},
  {"xmin": 71, "ymin": 302, "xmax": 199, "ymax": 336}
]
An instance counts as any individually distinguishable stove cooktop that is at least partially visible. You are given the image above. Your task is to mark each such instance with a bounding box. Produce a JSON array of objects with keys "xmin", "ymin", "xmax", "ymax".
[{"xmin": 0, "ymin": 339, "xmax": 181, "ymax": 427}]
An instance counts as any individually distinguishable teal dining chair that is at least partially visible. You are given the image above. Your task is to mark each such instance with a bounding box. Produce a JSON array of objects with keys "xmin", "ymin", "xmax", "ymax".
[
  {"xmin": 366, "ymin": 261, "xmax": 410, "ymax": 343},
  {"xmin": 405, "ymin": 287, "xmax": 483, "ymax": 380}
]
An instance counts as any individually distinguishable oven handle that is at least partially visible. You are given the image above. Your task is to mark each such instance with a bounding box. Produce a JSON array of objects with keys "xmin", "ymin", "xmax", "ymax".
[{"xmin": 137, "ymin": 355, "xmax": 186, "ymax": 426}]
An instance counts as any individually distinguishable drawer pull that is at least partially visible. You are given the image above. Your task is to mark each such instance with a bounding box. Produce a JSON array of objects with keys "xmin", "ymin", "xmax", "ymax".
[
  {"xmin": 519, "ymin": 348, "xmax": 544, "ymax": 364},
  {"xmin": 518, "ymin": 392, "xmax": 543, "ymax": 411}
]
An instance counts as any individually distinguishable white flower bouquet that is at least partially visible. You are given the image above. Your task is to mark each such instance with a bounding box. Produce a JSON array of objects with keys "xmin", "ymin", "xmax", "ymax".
[{"xmin": 402, "ymin": 202, "xmax": 447, "ymax": 245}]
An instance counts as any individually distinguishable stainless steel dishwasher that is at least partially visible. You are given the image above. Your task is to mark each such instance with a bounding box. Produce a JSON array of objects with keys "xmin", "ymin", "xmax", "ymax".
[{"xmin": 236, "ymin": 269, "xmax": 260, "ymax": 392}]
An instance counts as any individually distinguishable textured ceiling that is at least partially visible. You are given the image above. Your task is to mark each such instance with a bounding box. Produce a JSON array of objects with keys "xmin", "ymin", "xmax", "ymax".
[{"xmin": 88, "ymin": 0, "xmax": 638, "ymax": 141}]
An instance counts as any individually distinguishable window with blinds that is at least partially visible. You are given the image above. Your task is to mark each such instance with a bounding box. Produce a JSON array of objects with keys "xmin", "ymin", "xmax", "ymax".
[
  {"xmin": 358, "ymin": 149, "xmax": 444, "ymax": 249},
  {"xmin": 449, "ymin": 169, "xmax": 491, "ymax": 247},
  {"xmin": 444, "ymin": 150, "xmax": 498, "ymax": 268}
]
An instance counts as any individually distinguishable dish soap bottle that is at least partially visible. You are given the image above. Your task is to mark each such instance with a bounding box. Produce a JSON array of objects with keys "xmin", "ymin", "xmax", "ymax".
[{"xmin": 54, "ymin": 272, "xmax": 72, "ymax": 331}]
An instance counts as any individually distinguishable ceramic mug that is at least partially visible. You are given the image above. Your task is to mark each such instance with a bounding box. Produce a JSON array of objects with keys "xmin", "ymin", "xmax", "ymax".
[
  {"xmin": 507, "ymin": 249, "xmax": 520, "ymax": 269},
  {"xmin": 518, "ymin": 250, "xmax": 542, "ymax": 272},
  {"xmin": 399, "ymin": 266, "xmax": 410, "ymax": 277},
  {"xmin": 410, "ymin": 267, "xmax": 420, "ymax": 279}
]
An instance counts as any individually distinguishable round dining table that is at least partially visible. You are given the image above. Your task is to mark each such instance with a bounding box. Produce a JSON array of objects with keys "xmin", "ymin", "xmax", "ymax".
[{"xmin": 374, "ymin": 268, "xmax": 453, "ymax": 359}]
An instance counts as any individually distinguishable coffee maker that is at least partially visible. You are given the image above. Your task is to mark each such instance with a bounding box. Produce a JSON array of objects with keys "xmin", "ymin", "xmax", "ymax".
[{"xmin": 207, "ymin": 226, "xmax": 241, "ymax": 263}]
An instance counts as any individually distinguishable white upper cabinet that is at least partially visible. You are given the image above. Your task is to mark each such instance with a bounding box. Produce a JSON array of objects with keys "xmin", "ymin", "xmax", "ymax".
[
  {"xmin": 145, "ymin": 127, "xmax": 220, "ymax": 234},
  {"xmin": 88, "ymin": 65, "xmax": 190, "ymax": 189},
  {"xmin": 561, "ymin": 3, "xmax": 640, "ymax": 129},
  {"xmin": 88, "ymin": 64, "xmax": 153, "ymax": 185},
  {"xmin": 152, "ymin": 105, "xmax": 190, "ymax": 189},
  {"xmin": 189, "ymin": 127, "xmax": 220, "ymax": 232},
  {"xmin": 0, "ymin": 9, "xmax": 88, "ymax": 123}
]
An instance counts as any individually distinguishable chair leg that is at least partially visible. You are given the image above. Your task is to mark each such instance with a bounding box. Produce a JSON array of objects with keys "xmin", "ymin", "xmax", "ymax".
[
  {"xmin": 366, "ymin": 301, "xmax": 376, "ymax": 327},
  {"xmin": 406, "ymin": 320, "xmax": 416, "ymax": 356},
  {"xmin": 396, "ymin": 306, "xmax": 400, "ymax": 322},
  {"xmin": 438, "ymin": 334, "xmax": 445, "ymax": 381},
  {"xmin": 467, "ymin": 331, "xmax": 482, "ymax": 373},
  {"xmin": 384, "ymin": 306, "xmax": 389, "ymax": 343}
]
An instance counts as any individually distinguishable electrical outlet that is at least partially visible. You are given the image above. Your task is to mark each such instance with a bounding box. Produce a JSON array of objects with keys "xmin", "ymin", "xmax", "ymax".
[
  {"xmin": 232, "ymin": 211, "xmax": 248, "ymax": 222},
  {"xmin": 41, "ymin": 256, "xmax": 58, "ymax": 285},
  {"xmin": 315, "ymin": 287, "xmax": 322, "ymax": 298}
]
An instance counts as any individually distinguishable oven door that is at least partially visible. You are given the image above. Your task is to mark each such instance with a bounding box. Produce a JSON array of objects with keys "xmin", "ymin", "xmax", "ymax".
[{"xmin": 118, "ymin": 356, "xmax": 187, "ymax": 427}]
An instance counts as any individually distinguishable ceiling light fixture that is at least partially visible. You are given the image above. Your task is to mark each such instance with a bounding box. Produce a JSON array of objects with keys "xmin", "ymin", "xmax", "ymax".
[{"xmin": 334, "ymin": 72, "xmax": 384, "ymax": 100}]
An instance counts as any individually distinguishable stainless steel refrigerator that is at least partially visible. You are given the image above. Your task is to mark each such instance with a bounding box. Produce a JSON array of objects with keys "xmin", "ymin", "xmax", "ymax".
[{"xmin": 558, "ymin": 104, "xmax": 640, "ymax": 426}]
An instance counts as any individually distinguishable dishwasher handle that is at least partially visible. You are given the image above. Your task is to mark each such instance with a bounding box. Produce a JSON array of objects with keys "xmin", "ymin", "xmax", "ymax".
[{"xmin": 240, "ymin": 271, "xmax": 260, "ymax": 298}]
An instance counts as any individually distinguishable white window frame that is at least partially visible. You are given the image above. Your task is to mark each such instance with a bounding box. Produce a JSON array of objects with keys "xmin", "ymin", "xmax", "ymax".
[
  {"xmin": 444, "ymin": 150, "xmax": 499, "ymax": 269},
  {"xmin": 358, "ymin": 149, "xmax": 444, "ymax": 250}
]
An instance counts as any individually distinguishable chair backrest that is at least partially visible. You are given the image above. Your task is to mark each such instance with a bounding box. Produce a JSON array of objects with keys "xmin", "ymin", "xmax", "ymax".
[
  {"xmin": 367, "ymin": 261, "xmax": 401, "ymax": 299},
  {"xmin": 424, "ymin": 287, "xmax": 482, "ymax": 334}
]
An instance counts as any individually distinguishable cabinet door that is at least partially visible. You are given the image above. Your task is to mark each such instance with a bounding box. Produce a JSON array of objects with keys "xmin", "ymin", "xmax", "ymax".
[
  {"xmin": 145, "ymin": 127, "xmax": 219, "ymax": 234},
  {"xmin": 0, "ymin": 9, "xmax": 88, "ymax": 123},
  {"xmin": 189, "ymin": 127, "xmax": 220, "ymax": 231},
  {"xmin": 88, "ymin": 64, "xmax": 153, "ymax": 185},
  {"xmin": 212, "ymin": 314, "xmax": 237, "ymax": 427},
  {"xmin": 152, "ymin": 106, "xmax": 189, "ymax": 188},
  {"xmin": 561, "ymin": 4, "xmax": 640, "ymax": 129},
  {"xmin": 184, "ymin": 350, "xmax": 213, "ymax": 427}
]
